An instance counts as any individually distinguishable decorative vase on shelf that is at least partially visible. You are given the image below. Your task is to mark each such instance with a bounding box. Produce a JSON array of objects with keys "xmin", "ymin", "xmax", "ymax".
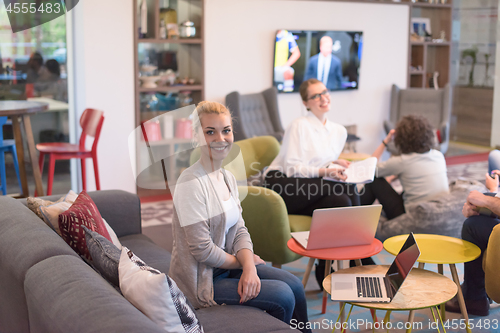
[
  {"xmin": 162, "ymin": 114, "xmax": 174, "ymax": 139},
  {"xmin": 179, "ymin": 91, "xmax": 193, "ymax": 107},
  {"xmin": 139, "ymin": 0, "xmax": 148, "ymax": 39},
  {"xmin": 159, "ymin": 19, "xmax": 167, "ymax": 39},
  {"xmin": 160, "ymin": 0, "xmax": 177, "ymax": 25},
  {"xmin": 160, "ymin": 0, "xmax": 179, "ymax": 39},
  {"xmin": 175, "ymin": 118, "xmax": 192, "ymax": 139},
  {"xmin": 179, "ymin": 21, "xmax": 196, "ymax": 38},
  {"xmin": 142, "ymin": 120, "xmax": 162, "ymax": 142},
  {"xmin": 461, "ymin": 47, "xmax": 478, "ymax": 87},
  {"xmin": 140, "ymin": 76, "xmax": 160, "ymax": 88},
  {"xmin": 142, "ymin": 93, "xmax": 159, "ymax": 113}
]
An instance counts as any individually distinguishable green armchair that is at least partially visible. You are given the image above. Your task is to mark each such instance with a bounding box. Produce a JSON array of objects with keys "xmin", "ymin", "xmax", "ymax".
[{"xmin": 190, "ymin": 135, "xmax": 311, "ymax": 268}]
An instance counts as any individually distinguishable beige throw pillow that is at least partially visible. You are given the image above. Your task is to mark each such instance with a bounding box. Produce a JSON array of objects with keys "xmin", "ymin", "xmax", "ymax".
[
  {"xmin": 26, "ymin": 190, "xmax": 77, "ymax": 233},
  {"xmin": 39, "ymin": 190, "xmax": 78, "ymax": 235}
]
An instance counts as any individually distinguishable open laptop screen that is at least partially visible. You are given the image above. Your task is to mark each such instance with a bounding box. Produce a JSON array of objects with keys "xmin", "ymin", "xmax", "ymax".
[{"xmin": 385, "ymin": 233, "xmax": 420, "ymax": 294}]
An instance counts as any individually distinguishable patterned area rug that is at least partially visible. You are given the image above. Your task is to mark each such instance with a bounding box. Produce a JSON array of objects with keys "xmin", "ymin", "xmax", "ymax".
[
  {"xmin": 141, "ymin": 200, "xmax": 173, "ymax": 227},
  {"xmin": 447, "ymin": 161, "xmax": 488, "ymax": 183}
]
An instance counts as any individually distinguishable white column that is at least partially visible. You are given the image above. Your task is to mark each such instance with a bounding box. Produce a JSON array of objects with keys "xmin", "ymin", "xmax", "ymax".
[
  {"xmin": 70, "ymin": 0, "xmax": 137, "ymax": 193},
  {"xmin": 490, "ymin": 4, "xmax": 500, "ymax": 148}
]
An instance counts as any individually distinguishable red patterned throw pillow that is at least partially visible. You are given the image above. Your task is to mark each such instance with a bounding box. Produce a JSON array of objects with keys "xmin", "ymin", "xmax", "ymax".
[{"xmin": 59, "ymin": 190, "xmax": 112, "ymax": 260}]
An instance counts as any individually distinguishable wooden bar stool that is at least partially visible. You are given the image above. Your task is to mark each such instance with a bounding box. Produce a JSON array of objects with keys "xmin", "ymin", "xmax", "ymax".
[{"xmin": 37, "ymin": 108, "xmax": 104, "ymax": 195}]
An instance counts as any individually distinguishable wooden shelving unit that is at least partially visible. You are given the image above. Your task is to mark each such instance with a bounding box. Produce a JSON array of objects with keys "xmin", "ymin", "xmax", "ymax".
[
  {"xmin": 138, "ymin": 38, "xmax": 203, "ymax": 44},
  {"xmin": 138, "ymin": 85, "xmax": 203, "ymax": 93},
  {"xmin": 133, "ymin": 0, "xmax": 204, "ymax": 124},
  {"xmin": 133, "ymin": 0, "xmax": 204, "ymax": 198},
  {"xmin": 412, "ymin": 2, "xmax": 452, "ymax": 8},
  {"xmin": 407, "ymin": 0, "xmax": 453, "ymax": 88}
]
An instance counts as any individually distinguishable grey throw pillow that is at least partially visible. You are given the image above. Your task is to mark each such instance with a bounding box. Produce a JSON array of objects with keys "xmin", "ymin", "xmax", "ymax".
[{"xmin": 84, "ymin": 226, "xmax": 121, "ymax": 288}]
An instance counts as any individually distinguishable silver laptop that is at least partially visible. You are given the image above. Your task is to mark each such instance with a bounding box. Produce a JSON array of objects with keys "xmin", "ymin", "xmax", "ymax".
[
  {"xmin": 290, "ymin": 205, "xmax": 382, "ymax": 250},
  {"xmin": 330, "ymin": 233, "xmax": 420, "ymax": 303}
]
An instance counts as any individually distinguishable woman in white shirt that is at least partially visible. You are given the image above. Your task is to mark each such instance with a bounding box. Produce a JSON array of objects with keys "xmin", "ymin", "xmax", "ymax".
[
  {"xmin": 264, "ymin": 79, "xmax": 365, "ymax": 288},
  {"xmin": 361, "ymin": 115, "xmax": 449, "ymax": 219},
  {"xmin": 170, "ymin": 101, "xmax": 312, "ymax": 332},
  {"xmin": 264, "ymin": 78, "xmax": 359, "ymax": 216}
]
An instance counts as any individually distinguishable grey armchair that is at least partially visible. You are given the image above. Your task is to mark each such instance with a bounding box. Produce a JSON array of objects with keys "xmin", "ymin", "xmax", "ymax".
[
  {"xmin": 225, "ymin": 87, "xmax": 284, "ymax": 142},
  {"xmin": 384, "ymin": 83, "xmax": 452, "ymax": 154}
]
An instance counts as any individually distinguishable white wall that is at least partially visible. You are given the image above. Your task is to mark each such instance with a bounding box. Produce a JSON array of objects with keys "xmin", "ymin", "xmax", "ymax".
[
  {"xmin": 70, "ymin": 0, "xmax": 136, "ymax": 193},
  {"xmin": 205, "ymin": 0, "xmax": 409, "ymax": 153}
]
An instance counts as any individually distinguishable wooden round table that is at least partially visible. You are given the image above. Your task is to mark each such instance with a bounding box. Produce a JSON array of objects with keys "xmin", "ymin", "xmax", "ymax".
[
  {"xmin": 324, "ymin": 265, "xmax": 457, "ymax": 332},
  {"xmin": 287, "ymin": 237, "xmax": 383, "ymax": 315},
  {"xmin": 0, "ymin": 101, "xmax": 49, "ymax": 197},
  {"xmin": 384, "ymin": 234, "xmax": 481, "ymax": 333}
]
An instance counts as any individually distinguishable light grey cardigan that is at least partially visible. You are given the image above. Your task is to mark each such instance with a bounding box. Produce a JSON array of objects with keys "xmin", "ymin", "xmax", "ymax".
[{"xmin": 168, "ymin": 161, "xmax": 254, "ymax": 309}]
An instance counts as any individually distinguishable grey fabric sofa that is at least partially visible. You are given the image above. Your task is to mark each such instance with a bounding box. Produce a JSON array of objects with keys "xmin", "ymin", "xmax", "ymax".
[{"xmin": 0, "ymin": 190, "xmax": 295, "ymax": 333}]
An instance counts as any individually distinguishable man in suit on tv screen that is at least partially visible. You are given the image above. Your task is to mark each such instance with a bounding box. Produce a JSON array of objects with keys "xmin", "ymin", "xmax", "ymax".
[{"xmin": 304, "ymin": 36, "xmax": 344, "ymax": 91}]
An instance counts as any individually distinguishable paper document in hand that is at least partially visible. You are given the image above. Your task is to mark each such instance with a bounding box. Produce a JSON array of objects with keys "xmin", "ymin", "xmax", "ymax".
[{"xmin": 325, "ymin": 157, "xmax": 377, "ymax": 184}]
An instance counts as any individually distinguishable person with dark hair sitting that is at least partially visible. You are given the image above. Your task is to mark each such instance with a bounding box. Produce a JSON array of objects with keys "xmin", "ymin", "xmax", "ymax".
[
  {"xmin": 361, "ymin": 115, "xmax": 449, "ymax": 220},
  {"xmin": 445, "ymin": 161, "xmax": 500, "ymax": 316},
  {"xmin": 34, "ymin": 58, "xmax": 67, "ymax": 102},
  {"xmin": 445, "ymin": 193, "xmax": 498, "ymax": 316},
  {"xmin": 45, "ymin": 59, "xmax": 61, "ymax": 78},
  {"xmin": 26, "ymin": 52, "xmax": 45, "ymax": 83}
]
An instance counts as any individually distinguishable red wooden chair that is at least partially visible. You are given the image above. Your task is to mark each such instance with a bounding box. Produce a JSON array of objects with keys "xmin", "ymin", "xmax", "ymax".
[{"xmin": 37, "ymin": 108, "xmax": 104, "ymax": 195}]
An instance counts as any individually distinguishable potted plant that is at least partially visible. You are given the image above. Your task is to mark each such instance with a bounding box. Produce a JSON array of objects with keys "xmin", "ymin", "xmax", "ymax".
[{"xmin": 461, "ymin": 46, "xmax": 478, "ymax": 87}]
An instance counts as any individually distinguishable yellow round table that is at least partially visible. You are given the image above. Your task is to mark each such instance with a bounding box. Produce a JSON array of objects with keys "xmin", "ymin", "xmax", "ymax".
[
  {"xmin": 324, "ymin": 266, "xmax": 457, "ymax": 333},
  {"xmin": 384, "ymin": 234, "xmax": 481, "ymax": 333}
]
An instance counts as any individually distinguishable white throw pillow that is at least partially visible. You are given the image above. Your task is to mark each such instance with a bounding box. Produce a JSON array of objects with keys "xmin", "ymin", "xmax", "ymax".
[
  {"xmin": 118, "ymin": 247, "xmax": 203, "ymax": 333},
  {"xmin": 104, "ymin": 220, "xmax": 122, "ymax": 249}
]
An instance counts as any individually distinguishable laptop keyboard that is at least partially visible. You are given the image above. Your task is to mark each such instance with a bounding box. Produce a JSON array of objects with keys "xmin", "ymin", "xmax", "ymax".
[{"xmin": 356, "ymin": 277, "xmax": 382, "ymax": 298}]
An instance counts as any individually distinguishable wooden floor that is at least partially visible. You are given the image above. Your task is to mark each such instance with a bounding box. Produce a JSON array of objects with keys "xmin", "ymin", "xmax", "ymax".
[{"xmin": 446, "ymin": 141, "xmax": 492, "ymax": 158}]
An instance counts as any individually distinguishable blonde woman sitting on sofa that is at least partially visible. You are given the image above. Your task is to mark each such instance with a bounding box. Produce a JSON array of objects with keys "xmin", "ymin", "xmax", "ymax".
[{"xmin": 169, "ymin": 101, "xmax": 312, "ymax": 333}]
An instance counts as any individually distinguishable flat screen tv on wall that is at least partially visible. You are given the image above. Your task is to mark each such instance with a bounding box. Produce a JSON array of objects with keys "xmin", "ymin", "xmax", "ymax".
[{"xmin": 273, "ymin": 30, "xmax": 363, "ymax": 93}]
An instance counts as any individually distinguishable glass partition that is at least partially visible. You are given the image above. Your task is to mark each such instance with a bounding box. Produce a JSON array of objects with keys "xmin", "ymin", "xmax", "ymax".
[
  {"xmin": 450, "ymin": 0, "xmax": 497, "ymax": 147},
  {"xmin": 0, "ymin": 3, "xmax": 70, "ymax": 194}
]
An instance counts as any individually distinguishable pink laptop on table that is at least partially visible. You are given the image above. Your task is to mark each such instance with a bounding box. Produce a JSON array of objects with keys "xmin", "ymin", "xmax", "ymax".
[{"xmin": 291, "ymin": 205, "xmax": 382, "ymax": 250}]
